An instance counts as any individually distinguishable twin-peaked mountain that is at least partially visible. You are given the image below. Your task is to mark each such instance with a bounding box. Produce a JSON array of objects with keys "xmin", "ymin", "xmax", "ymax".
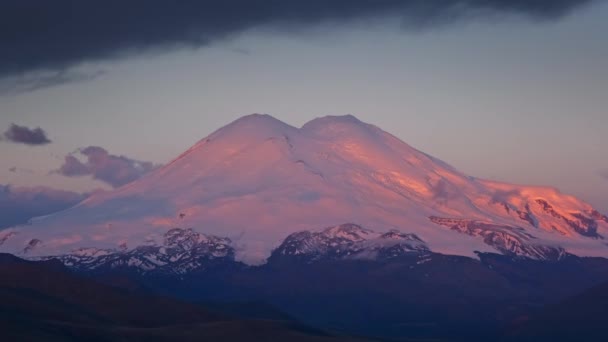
[{"xmin": 1, "ymin": 114, "xmax": 607, "ymax": 271}]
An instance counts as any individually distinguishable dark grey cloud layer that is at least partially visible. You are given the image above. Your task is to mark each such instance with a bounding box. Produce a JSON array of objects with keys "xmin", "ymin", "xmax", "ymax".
[
  {"xmin": 55, "ymin": 146, "xmax": 159, "ymax": 188},
  {"xmin": 599, "ymin": 169, "xmax": 608, "ymax": 181},
  {"xmin": 0, "ymin": 184, "xmax": 86, "ymax": 229},
  {"xmin": 0, "ymin": 0, "xmax": 595, "ymax": 77},
  {"xmin": 2, "ymin": 124, "xmax": 52, "ymax": 145}
]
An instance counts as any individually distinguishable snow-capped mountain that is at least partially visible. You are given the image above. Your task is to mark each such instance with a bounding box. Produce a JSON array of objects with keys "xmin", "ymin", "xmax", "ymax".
[
  {"xmin": 1, "ymin": 114, "xmax": 607, "ymax": 268},
  {"xmin": 45, "ymin": 228, "xmax": 235, "ymax": 275},
  {"xmin": 270, "ymin": 224, "xmax": 429, "ymax": 263}
]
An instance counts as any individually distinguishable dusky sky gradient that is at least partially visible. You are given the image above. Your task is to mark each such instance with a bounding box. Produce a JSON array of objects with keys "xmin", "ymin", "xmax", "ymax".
[{"xmin": 1, "ymin": 1, "xmax": 607, "ymax": 212}]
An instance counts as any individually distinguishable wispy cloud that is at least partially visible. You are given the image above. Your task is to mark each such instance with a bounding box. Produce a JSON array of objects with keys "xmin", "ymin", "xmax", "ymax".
[
  {"xmin": 0, "ymin": 69, "xmax": 105, "ymax": 95},
  {"xmin": 490, "ymin": 189, "xmax": 522, "ymax": 204},
  {"xmin": 8, "ymin": 167, "xmax": 34, "ymax": 174}
]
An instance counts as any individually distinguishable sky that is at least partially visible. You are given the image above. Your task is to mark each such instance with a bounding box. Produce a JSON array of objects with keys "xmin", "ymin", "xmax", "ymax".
[{"xmin": 1, "ymin": 0, "xmax": 607, "ymax": 218}]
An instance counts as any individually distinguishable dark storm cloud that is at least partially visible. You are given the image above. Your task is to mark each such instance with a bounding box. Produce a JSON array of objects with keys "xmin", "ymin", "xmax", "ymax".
[
  {"xmin": 0, "ymin": 0, "xmax": 595, "ymax": 78},
  {"xmin": 55, "ymin": 146, "xmax": 160, "ymax": 188},
  {"xmin": 2, "ymin": 124, "xmax": 52, "ymax": 145},
  {"xmin": 0, "ymin": 184, "xmax": 86, "ymax": 229}
]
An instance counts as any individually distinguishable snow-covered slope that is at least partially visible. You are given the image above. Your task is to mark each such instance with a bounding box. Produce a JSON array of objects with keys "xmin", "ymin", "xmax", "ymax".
[
  {"xmin": 45, "ymin": 228, "xmax": 235, "ymax": 275},
  {"xmin": 270, "ymin": 223, "xmax": 430, "ymax": 263},
  {"xmin": 1, "ymin": 114, "xmax": 607, "ymax": 266}
]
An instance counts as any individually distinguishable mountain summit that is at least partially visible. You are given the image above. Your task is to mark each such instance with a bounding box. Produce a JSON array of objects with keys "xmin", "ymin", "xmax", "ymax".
[{"xmin": 1, "ymin": 114, "xmax": 607, "ymax": 265}]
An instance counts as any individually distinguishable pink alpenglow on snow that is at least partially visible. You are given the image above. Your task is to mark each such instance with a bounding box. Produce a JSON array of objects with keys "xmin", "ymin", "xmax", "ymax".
[{"xmin": 1, "ymin": 114, "xmax": 607, "ymax": 265}]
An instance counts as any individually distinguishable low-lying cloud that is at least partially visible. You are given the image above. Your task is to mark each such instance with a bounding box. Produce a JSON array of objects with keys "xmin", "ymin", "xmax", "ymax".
[
  {"xmin": 55, "ymin": 146, "xmax": 160, "ymax": 188},
  {"xmin": 2, "ymin": 124, "xmax": 52, "ymax": 145},
  {"xmin": 0, "ymin": 185, "xmax": 86, "ymax": 229},
  {"xmin": 0, "ymin": 0, "xmax": 595, "ymax": 79},
  {"xmin": 431, "ymin": 179, "xmax": 461, "ymax": 203},
  {"xmin": 490, "ymin": 189, "xmax": 522, "ymax": 204}
]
